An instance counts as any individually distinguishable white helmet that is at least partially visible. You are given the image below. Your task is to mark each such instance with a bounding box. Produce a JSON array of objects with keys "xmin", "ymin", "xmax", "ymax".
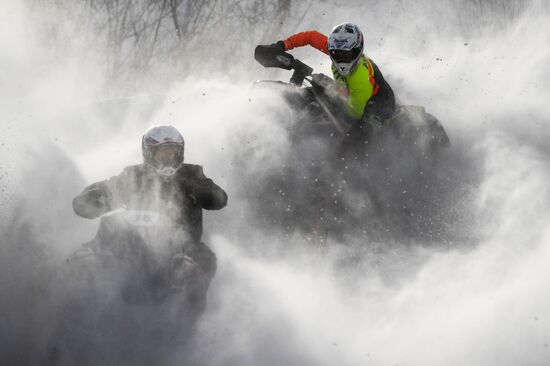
[
  {"xmin": 327, "ymin": 23, "xmax": 364, "ymax": 76},
  {"xmin": 142, "ymin": 125, "xmax": 184, "ymax": 176}
]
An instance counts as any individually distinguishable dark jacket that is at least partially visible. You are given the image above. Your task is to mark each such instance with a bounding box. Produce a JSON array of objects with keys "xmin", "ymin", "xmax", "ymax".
[{"xmin": 73, "ymin": 163, "xmax": 227, "ymax": 243}]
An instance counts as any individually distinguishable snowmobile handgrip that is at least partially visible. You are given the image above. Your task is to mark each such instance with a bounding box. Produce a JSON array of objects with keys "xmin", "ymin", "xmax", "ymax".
[
  {"xmin": 254, "ymin": 44, "xmax": 314, "ymax": 86},
  {"xmin": 254, "ymin": 44, "xmax": 295, "ymax": 70}
]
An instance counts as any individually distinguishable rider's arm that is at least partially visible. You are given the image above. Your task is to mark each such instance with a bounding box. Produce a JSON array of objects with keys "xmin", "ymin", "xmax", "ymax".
[
  {"xmin": 181, "ymin": 165, "xmax": 228, "ymax": 210},
  {"xmin": 283, "ymin": 30, "xmax": 329, "ymax": 55},
  {"xmin": 72, "ymin": 166, "xmax": 133, "ymax": 219},
  {"xmin": 72, "ymin": 181, "xmax": 113, "ymax": 219}
]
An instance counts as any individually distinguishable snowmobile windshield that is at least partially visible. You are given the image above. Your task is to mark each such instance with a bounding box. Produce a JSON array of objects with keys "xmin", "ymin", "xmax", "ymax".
[
  {"xmin": 329, "ymin": 48, "xmax": 361, "ymax": 63},
  {"xmin": 149, "ymin": 143, "xmax": 183, "ymax": 171}
]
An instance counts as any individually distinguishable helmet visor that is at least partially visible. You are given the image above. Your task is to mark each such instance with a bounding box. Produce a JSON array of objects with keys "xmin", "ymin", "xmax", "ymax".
[
  {"xmin": 149, "ymin": 143, "xmax": 183, "ymax": 170},
  {"xmin": 329, "ymin": 48, "xmax": 361, "ymax": 63}
]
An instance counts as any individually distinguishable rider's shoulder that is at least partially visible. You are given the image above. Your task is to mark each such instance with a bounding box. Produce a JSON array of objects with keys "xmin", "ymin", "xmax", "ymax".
[
  {"xmin": 120, "ymin": 163, "xmax": 146, "ymax": 173},
  {"xmin": 179, "ymin": 163, "xmax": 204, "ymax": 176},
  {"xmin": 115, "ymin": 163, "xmax": 150, "ymax": 179}
]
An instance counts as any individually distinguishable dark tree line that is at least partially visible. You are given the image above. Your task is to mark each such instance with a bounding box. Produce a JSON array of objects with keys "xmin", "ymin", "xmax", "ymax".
[
  {"xmin": 30, "ymin": 0, "xmax": 539, "ymax": 89},
  {"xmin": 32, "ymin": 0, "xmax": 313, "ymax": 88}
]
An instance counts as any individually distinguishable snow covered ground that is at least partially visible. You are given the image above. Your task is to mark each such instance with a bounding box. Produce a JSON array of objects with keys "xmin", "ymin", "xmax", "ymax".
[{"xmin": 1, "ymin": 1, "xmax": 549, "ymax": 365}]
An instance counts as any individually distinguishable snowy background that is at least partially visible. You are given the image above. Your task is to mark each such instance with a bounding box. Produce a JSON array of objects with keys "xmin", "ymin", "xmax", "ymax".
[{"xmin": 1, "ymin": 0, "xmax": 550, "ymax": 365}]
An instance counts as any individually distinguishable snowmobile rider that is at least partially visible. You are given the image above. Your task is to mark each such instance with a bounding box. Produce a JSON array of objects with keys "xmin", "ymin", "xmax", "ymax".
[
  {"xmin": 72, "ymin": 125, "xmax": 227, "ymax": 292},
  {"xmin": 273, "ymin": 22, "xmax": 396, "ymax": 133}
]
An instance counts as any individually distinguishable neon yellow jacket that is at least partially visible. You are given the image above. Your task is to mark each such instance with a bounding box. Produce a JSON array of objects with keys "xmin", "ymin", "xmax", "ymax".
[{"xmin": 332, "ymin": 56, "xmax": 379, "ymax": 120}]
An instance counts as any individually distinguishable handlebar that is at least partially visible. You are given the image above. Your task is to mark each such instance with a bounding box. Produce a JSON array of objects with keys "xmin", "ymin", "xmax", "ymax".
[
  {"xmin": 289, "ymin": 59, "xmax": 313, "ymax": 85},
  {"xmin": 254, "ymin": 44, "xmax": 347, "ymax": 135},
  {"xmin": 254, "ymin": 44, "xmax": 313, "ymax": 86}
]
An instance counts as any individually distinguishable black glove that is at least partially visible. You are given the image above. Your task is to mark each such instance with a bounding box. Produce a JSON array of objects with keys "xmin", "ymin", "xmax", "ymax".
[
  {"xmin": 363, "ymin": 109, "xmax": 384, "ymax": 129},
  {"xmin": 85, "ymin": 187, "xmax": 112, "ymax": 211},
  {"xmin": 272, "ymin": 40, "xmax": 286, "ymax": 51},
  {"xmin": 311, "ymin": 73, "xmax": 334, "ymax": 89},
  {"xmin": 73, "ymin": 185, "xmax": 113, "ymax": 219}
]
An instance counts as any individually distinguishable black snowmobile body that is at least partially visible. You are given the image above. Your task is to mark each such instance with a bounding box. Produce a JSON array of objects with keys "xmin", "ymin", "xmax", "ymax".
[
  {"xmin": 66, "ymin": 209, "xmax": 212, "ymax": 308},
  {"xmin": 50, "ymin": 209, "xmax": 211, "ymax": 364},
  {"xmin": 243, "ymin": 45, "xmax": 453, "ymax": 240}
]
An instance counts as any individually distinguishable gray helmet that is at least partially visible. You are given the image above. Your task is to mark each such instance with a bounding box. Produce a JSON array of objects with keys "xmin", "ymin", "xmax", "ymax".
[
  {"xmin": 142, "ymin": 125, "xmax": 184, "ymax": 176},
  {"xmin": 327, "ymin": 23, "xmax": 364, "ymax": 76}
]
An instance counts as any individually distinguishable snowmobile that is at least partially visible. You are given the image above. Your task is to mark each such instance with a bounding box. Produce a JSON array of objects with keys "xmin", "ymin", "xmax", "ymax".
[
  {"xmin": 253, "ymin": 44, "xmax": 450, "ymax": 149},
  {"xmin": 50, "ymin": 209, "xmax": 209, "ymax": 365},
  {"xmin": 244, "ymin": 45, "xmax": 453, "ymax": 240},
  {"xmin": 67, "ymin": 208, "xmax": 209, "ymax": 306}
]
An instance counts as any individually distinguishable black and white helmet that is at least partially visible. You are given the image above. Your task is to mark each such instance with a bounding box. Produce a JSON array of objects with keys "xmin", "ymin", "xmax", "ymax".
[
  {"xmin": 142, "ymin": 125, "xmax": 184, "ymax": 176},
  {"xmin": 327, "ymin": 23, "xmax": 364, "ymax": 76}
]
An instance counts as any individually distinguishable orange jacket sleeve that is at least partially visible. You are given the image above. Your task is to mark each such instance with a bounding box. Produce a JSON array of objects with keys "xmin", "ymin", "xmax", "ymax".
[{"xmin": 283, "ymin": 30, "xmax": 329, "ymax": 55}]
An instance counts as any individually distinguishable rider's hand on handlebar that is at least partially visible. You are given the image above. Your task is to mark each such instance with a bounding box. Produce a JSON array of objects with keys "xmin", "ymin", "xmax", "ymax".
[
  {"xmin": 87, "ymin": 187, "xmax": 111, "ymax": 206},
  {"xmin": 272, "ymin": 40, "xmax": 286, "ymax": 51},
  {"xmin": 311, "ymin": 73, "xmax": 335, "ymax": 90}
]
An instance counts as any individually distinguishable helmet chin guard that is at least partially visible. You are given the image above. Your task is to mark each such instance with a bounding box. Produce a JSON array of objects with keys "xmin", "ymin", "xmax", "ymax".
[
  {"xmin": 155, "ymin": 166, "xmax": 180, "ymax": 176},
  {"xmin": 333, "ymin": 59, "xmax": 360, "ymax": 76}
]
